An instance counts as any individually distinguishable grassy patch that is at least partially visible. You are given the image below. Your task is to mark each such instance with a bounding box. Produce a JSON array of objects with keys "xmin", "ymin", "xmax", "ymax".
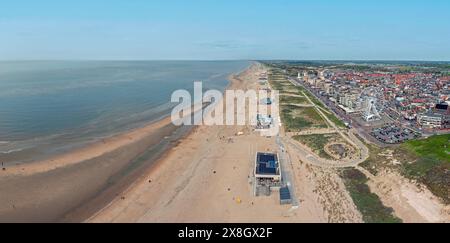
[
  {"xmin": 281, "ymin": 105, "xmax": 328, "ymax": 130},
  {"xmin": 396, "ymin": 134, "xmax": 450, "ymax": 203},
  {"xmin": 301, "ymin": 89, "xmax": 326, "ymax": 108},
  {"xmin": 301, "ymin": 107, "xmax": 324, "ymax": 122},
  {"xmin": 359, "ymin": 143, "xmax": 390, "ymax": 176},
  {"xmin": 281, "ymin": 90, "xmax": 301, "ymax": 96},
  {"xmin": 280, "ymin": 95, "xmax": 309, "ymax": 105},
  {"xmin": 297, "ymin": 87, "xmax": 347, "ymax": 128},
  {"xmin": 281, "ymin": 108, "xmax": 313, "ymax": 131},
  {"xmin": 402, "ymin": 135, "xmax": 450, "ymax": 163},
  {"xmin": 324, "ymin": 112, "xmax": 347, "ymax": 128},
  {"xmin": 340, "ymin": 168, "xmax": 402, "ymax": 223},
  {"xmin": 268, "ymin": 81, "xmax": 285, "ymax": 91},
  {"xmin": 293, "ymin": 134, "xmax": 334, "ymax": 159}
]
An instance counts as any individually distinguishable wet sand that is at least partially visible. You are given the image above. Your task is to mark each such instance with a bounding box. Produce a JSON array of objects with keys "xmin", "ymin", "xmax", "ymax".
[
  {"xmin": 0, "ymin": 115, "xmax": 193, "ymax": 222},
  {"xmin": 88, "ymin": 63, "xmax": 329, "ymax": 223},
  {"xmin": 0, "ymin": 65, "xmax": 251, "ymax": 223},
  {"xmin": 1, "ymin": 63, "xmax": 330, "ymax": 223}
]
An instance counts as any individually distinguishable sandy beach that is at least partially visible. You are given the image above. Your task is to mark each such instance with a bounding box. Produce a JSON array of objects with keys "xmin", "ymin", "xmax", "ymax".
[
  {"xmin": 0, "ymin": 101, "xmax": 195, "ymax": 222},
  {"xmin": 86, "ymin": 63, "xmax": 334, "ymax": 223},
  {"xmin": 2, "ymin": 1, "xmax": 449, "ymax": 227},
  {"xmin": 0, "ymin": 63, "xmax": 364, "ymax": 223},
  {"xmin": 0, "ymin": 63, "xmax": 262, "ymax": 222}
]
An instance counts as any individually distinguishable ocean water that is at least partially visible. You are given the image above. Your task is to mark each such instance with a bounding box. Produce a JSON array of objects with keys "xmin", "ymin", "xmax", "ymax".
[{"xmin": 0, "ymin": 61, "xmax": 249, "ymax": 163}]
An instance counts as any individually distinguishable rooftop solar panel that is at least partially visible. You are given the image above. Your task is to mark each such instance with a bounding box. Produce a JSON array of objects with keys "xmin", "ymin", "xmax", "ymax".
[
  {"xmin": 256, "ymin": 153, "xmax": 279, "ymax": 175},
  {"xmin": 265, "ymin": 167, "xmax": 277, "ymax": 174},
  {"xmin": 258, "ymin": 163, "xmax": 266, "ymax": 174},
  {"xmin": 258, "ymin": 163, "xmax": 277, "ymax": 175},
  {"xmin": 259, "ymin": 154, "xmax": 276, "ymax": 163},
  {"xmin": 268, "ymin": 160, "xmax": 276, "ymax": 168}
]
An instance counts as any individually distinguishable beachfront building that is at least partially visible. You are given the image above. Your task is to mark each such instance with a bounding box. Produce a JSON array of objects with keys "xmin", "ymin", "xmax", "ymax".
[
  {"xmin": 256, "ymin": 114, "xmax": 273, "ymax": 129},
  {"xmin": 254, "ymin": 152, "xmax": 282, "ymax": 197},
  {"xmin": 260, "ymin": 98, "xmax": 273, "ymax": 105},
  {"xmin": 255, "ymin": 152, "xmax": 281, "ymax": 181}
]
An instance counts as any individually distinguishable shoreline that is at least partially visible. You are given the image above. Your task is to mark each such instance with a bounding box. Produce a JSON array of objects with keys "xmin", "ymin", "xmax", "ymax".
[
  {"xmin": 1, "ymin": 115, "xmax": 174, "ymax": 176},
  {"xmin": 61, "ymin": 124, "xmax": 195, "ymax": 222},
  {"xmin": 0, "ymin": 102, "xmax": 176, "ymax": 166},
  {"xmin": 86, "ymin": 62, "xmax": 328, "ymax": 223},
  {"xmin": 0, "ymin": 116, "xmax": 186, "ymax": 222},
  {"xmin": 74, "ymin": 65, "xmax": 254, "ymax": 222},
  {"xmin": 0, "ymin": 64, "xmax": 252, "ymax": 222}
]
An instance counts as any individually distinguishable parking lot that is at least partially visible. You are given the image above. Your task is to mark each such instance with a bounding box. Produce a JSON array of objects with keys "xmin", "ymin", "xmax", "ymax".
[{"xmin": 371, "ymin": 125, "xmax": 421, "ymax": 144}]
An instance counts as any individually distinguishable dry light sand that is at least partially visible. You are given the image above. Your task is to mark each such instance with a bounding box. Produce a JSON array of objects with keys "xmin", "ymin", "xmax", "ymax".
[
  {"xmin": 88, "ymin": 64, "xmax": 332, "ymax": 223},
  {"xmin": 0, "ymin": 63, "xmax": 328, "ymax": 222},
  {"xmin": 3, "ymin": 63, "xmax": 444, "ymax": 223}
]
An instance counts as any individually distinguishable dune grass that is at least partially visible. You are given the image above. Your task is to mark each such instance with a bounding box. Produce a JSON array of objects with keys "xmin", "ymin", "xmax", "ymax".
[
  {"xmin": 397, "ymin": 134, "xmax": 450, "ymax": 203},
  {"xmin": 293, "ymin": 134, "xmax": 334, "ymax": 159},
  {"xmin": 280, "ymin": 95, "xmax": 309, "ymax": 105},
  {"xmin": 340, "ymin": 168, "xmax": 402, "ymax": 223},
  {"xmin": 281, "ymin": 105, "xmax": 328, "ymax": 131}
]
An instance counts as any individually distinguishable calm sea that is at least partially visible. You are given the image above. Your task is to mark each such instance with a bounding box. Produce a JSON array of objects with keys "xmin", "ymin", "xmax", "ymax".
[{"xmin": 0, "ymin": 61, "xmax": 249, "ymax": 163}]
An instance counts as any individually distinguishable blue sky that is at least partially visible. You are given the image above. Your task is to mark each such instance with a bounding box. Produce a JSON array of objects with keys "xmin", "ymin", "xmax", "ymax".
[{"xmin": 1, "ymin": 0, "xmax": 449, "ymax": 60}]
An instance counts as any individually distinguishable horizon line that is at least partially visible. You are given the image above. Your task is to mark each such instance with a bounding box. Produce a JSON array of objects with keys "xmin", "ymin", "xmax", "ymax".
[{"xmin": 1, "ymin": 59, "xmax": 450, "ymax": 62}]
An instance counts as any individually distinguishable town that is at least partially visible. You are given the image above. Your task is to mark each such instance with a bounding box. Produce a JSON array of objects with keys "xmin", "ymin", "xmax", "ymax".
[{"xmin": 264, "ymin": 61, "xmax": 450, "ymax": 145}]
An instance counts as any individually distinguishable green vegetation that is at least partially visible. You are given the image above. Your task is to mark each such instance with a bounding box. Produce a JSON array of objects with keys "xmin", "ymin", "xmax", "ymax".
[
  {"xmin": 300, "ymin": 106, "xmax": 325, "ymax": 122},
  {"xmin": 280, "ymin": 90, "xmax": 301, "ymax": 96},
  {"xmin": 271, "ymin": 82, "xmax": 297, "ymax": 93},
  {"xmin": 281, "ymin": 105, "xmax": 328, "ymax": 131},
  {"xmin": 358, "ymin": 132, "xmax": 450, "ymax": 204},
  {"xmin": 268, "ymin": 80, "xmax": 285, "ymax": 91},
  {"xmin": 281, "ymin": 106, "xmax": 314, "ymax": 131},
  {"xmin": 396, "ymin": 134, "xmax": 450, "ymax": 203},
  {"xmin": 360, "ymin": 143, "xmax": 391, "ymax": 176},
  {"xmin": 340, "ymin": 168, "xmax": 402, "ymax": 223},
  {"xmin": 306, "ymin": 93, "xmax": 346, "ymax": 127},
  {"xmin": 355, "ymin": 131, "xmax": 393, "ymax": 176},
  {"xmin": 296, "ymin": 85, "xmax": 347, "ymax": 128},
  {"xmin": 324, "ymin": 111, "xmax": 346, "ymax": 128},
  {"xmin": 298, "ymin": 87, "xmax": 326, "ymax": 108},
  {"xmin": 293, "ymin": 134, "xmax": 334, "ymax": 159},
  {"xmin": 269, "ymin": 67, "xmax": 345, "ymax": 130},
  {"xmin": 402, "ymin": 135, "xmax": 450, "ymax": 164},
  {"xmin": 280, "ymin": 95, "xmax": 309, "ymax": 105}
]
